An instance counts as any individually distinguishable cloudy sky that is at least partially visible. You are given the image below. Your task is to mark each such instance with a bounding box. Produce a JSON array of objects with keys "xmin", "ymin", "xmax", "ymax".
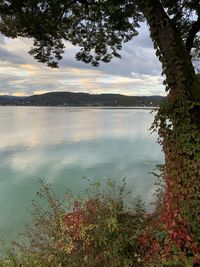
[{"xmin": 0, "ymin": 23, "xmax": 166, "ymax": 97}]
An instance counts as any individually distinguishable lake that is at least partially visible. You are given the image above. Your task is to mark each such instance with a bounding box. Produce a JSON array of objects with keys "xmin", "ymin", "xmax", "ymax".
[{"xmin": 0, "ymin": 106, "xmax": 163, "ymax": 246}]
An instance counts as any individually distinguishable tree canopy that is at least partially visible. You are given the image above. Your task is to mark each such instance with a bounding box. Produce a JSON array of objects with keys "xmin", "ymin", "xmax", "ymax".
[{"xmin": 0, "ymin": 0, "xmax": 199, "ymax": 68}]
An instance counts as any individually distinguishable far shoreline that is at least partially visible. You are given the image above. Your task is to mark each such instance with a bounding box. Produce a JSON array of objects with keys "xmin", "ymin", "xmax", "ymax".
[{"xmin": 0, "ymin": 105, "xmax": 158, "ymax": 110}]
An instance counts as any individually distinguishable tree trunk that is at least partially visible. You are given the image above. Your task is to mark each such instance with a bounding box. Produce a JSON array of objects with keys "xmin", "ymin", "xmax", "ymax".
[
  {"xmin": 137, "ymin": 0, "xmax": 200, "ymax": 100},
  {"xmin": 136, "ymin": 0, "xmax": 200, "ymax": 264}
]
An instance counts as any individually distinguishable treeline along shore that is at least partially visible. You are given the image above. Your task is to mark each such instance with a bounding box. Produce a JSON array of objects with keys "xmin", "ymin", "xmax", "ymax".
[{"xmin": 0, "ymin": 92, "xmax": 164, "ymax": 107}]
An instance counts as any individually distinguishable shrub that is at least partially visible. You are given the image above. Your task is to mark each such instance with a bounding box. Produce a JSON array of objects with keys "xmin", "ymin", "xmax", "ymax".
[{"xmin": 1, "ymin": 178, "xmax": 147, "ymax": 267}]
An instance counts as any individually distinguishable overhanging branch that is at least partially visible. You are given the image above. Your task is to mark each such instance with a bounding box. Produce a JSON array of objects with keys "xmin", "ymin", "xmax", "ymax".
[{"xmin": 185, "ymin": 16, "xmax": 200, "ymax": 53}]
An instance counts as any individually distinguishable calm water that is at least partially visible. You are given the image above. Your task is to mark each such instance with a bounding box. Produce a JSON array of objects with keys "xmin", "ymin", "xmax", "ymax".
[{"xmin": 0, "ymin": 106, "xmax": 163, "ymax": 245}]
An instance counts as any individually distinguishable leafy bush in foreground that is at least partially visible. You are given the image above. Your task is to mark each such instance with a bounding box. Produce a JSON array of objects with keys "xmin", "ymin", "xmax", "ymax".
[{"xmin": 1, "ymin": 179, "xmax": 147, "ymax": 267}]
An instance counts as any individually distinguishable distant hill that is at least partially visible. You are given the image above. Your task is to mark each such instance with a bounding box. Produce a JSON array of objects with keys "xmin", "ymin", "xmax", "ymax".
[{"xmin": 0, "ymin": 92, "xmax": 164, "ymax": 107}]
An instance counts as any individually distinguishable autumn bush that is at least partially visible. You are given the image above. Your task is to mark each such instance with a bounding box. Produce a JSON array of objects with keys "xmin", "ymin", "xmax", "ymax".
[
  {"xmin": 1, "ymin": 179, "xmax": 147, "ymax": 267},
  {"xmin": 1, "ymin": 177, "xmax": 199, "ymax": 267},
  {"xmin": 135, "ymin": 171, "xmax": 200, "ymax": 267}
]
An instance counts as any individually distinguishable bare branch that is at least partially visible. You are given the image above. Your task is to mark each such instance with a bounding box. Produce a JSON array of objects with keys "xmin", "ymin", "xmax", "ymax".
[{"xmin": 185, "ymin": 16, "xmax": 200, "ymax": 53}]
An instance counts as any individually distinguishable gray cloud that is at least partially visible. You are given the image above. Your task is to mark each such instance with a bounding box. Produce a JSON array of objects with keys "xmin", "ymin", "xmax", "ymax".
[
  {"xmin": 0, "ymin": 45, "xmax": 25, "ymax": 64},
  {"xmin": 60, "ymin": 23, "xmax": 162, "ymax": 78},
  {"xmin": 0, "ymin": 34, "xmax": 5, "ymax": 45},
  {"xmin": 0, "ymin": 24, "xmax": 165, "ymax": 96}
]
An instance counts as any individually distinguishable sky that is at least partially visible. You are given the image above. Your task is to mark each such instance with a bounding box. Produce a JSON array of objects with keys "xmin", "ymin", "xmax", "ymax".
[{"xmin": 0, "ymin": 23, "xmax": 166, "ymax": 97}]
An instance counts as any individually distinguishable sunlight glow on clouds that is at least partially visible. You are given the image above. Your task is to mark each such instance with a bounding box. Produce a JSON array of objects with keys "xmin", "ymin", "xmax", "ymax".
[{"xmin": 0, "ymin": 24, "xmax": 166, "ymax": 96}]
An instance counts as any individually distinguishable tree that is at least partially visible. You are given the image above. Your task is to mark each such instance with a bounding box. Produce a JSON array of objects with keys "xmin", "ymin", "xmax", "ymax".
[{"xmin": 0, "ymin": 0, "xmax": 199, "ymax": 264}]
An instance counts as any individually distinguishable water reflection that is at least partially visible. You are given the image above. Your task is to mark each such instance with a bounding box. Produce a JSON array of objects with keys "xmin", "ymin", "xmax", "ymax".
[
  {"xmin": 0, "ymin": 106, "xmax": 163, "ymax": 244},
  {"xmin": 0, "ymin": 107, "xmax": 155, "ymax": 149}
]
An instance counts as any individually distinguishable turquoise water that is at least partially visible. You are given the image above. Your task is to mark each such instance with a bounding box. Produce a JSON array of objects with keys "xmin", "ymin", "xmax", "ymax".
[{"xmin": 0, "ymin": 106, "xmax": 163, "ymax": 245}]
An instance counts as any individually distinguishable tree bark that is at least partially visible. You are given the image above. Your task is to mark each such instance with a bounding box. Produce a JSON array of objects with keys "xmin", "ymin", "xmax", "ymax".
[
  {"xmin": 136, "ymin": 1, "xmax": 200, "ymax": 262},
  {"xmin": 136, "ymin": 0, "xmax": 200, "ymax": 103},
  {"xmin": 135, "ymin": 0, "xmax": 200, "ymax": 130}
]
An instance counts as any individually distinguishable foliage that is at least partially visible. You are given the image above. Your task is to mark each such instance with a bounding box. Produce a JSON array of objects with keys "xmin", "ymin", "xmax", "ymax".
[
  {"xmin": 0, "ymin": 179, "xmax": 147, "ymax": 267},
  {"xmin": 0, "ymin": 1, "xmax": 199, "ymax": 67},
  {"xmin": 0, "ymin": 0, "xmax": 143, "ymax": 67},
  {"xmin": 196, "ymin": 73, "xmax": 200, "ymax": 82}
]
